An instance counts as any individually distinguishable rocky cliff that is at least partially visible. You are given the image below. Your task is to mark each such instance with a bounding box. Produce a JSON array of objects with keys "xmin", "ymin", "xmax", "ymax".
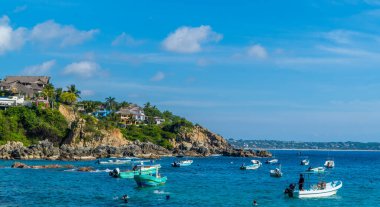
[{"xmin": 0, "ymin": 105, "xmax": 271, "ymax": 160}]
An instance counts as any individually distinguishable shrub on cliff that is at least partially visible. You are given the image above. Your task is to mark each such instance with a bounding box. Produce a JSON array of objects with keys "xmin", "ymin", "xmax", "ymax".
[
  {"xmin": 120, "ymin": 125, "xmax": 175, "ymax": 149},
  {"xmin": 0, "ymin": 106, "xmax": 68, "ymax": 146}
]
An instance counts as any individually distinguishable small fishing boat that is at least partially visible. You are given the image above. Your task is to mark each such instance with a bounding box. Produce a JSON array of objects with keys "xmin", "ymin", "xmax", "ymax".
[
  {"xmin": 109, "ymin": 165, "xmax": 161, "ymax": 179},
  {"xmin": 285, "ymin": 181, "xmax": 343, "ymax": 198},
  {"xmin": 324, "ymin": 160, "xmax": 335, "ymax": 168},
  {"xmin": 251, "ymin": 160, "xmax": 262, "ymax": 165},
  {"xmin": 265, "ymin": 159, "xmax": 278, "ymax": 164},
  {"xmin": 171, "ymin": 160, "xmax": 193, "ymax": 167},
  {"xmin": 134, "ymin": 167, "xmax": 167, "ymax": 187},
  {"xmin": 270, "ymin": 167, "xmax": 283, "ymax": 177},
  {"xmin": 306, "ymin": 166, "xmax": 326, "ymax": 173},
  {"xmin": 300, "ymin": 159, "xmax": 310, "ymax": 166},
  {"xmin": 97, "ymin": 159, "xmax": 131, "ymax": 165},
  {"xmin": 240, "ymin": 160, "xmax": 262, "ymax": 170}
]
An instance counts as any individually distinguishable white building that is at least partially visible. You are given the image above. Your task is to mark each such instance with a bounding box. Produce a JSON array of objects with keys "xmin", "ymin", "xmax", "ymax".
[
  {"xmin": 154, "ymin": 117, "xmax": 165, "ymax": 125},
  {"xmin": 116, "ymin": 105, "xmax": 146, "ymax": 124},
  {"xmin": 0, "ymin": 96, "xmax": 25, "ymax": 107}
]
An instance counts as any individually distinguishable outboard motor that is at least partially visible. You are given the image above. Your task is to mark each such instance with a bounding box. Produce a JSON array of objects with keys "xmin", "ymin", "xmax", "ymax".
[{"xmin": 109, "ymin": 168, "xmax": 120, "ymax": 178}]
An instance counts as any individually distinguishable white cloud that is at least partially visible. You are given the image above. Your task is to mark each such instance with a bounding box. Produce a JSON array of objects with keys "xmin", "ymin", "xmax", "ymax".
[
  {"xmin": 151, "ymin": 71, "xmax": 165, "ymax": 81},
  {"xmin": 112, "ymin": 32, "xmax": 144, "ymax": 46},
  {"xmin": 323, "ymin": 29, "xmax": 380, "ymax": 44},
  {"xmin": 22, "ymin": 60, "xmax": 56, "ymax": 75},
  {"xmin": 0, "ymin": 15, "xmax": 27, "ymax": 54},
  {"xmin": 323, "ymin": 30, "xmax": 357, "ymax": 44},
  {"xmin": 162, "ymin": 25, "xmax": 222, "ymax": 53},
  {"xmin": 63, "ymin": 61, "xmax": 101, "ymax": 78},
  {"xmin": 247, "ymin": 44, "xmax": 268, "ymax": 59},
  {"xmin": 30, "ymin": 20, "xmax": 99, "ymax": 47}
]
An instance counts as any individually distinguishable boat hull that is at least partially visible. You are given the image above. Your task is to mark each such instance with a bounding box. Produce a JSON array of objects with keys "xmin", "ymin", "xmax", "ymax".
[
  {"xmin": 118, "ymin": 169, "xmax": 155, "ymax": 179},
  {"xmin": 293, "ymin": 181, "xmax": 343, "ymax": 198},
  {"xmin": 171, "ymin": 160, "xmax": 193, "ymax": 167},
  {"xmin": 240, "ymin": 164, "xmax": 260, "ymax": 170},
  {"xmin": 134, "ymin": 174, "xmax": 167, "ymax": 187},
  {"xmin": 270, "ymin": 171, "xmax": 282, "ymax": 177}
]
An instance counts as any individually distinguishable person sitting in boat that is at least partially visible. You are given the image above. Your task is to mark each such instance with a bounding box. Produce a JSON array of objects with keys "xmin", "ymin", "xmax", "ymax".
[
  {"xmin": 307, "ymin": 166, "xmax": 312, "ymax": 171},
  {"xmin": 298, "ymin": 174, "xmax": 304, "ymax": 190},
  {"xmin": 132, "ymin": 165, "xmax": 138, "ymax": 171}
]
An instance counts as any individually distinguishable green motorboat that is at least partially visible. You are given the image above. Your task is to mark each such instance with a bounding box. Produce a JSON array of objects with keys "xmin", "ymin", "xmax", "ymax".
[
  {"xmin": 133, "ymin": 166, "xmax": 167, "ymax": 187},
  {"xmin": 109, "ymin": 164, "xmax": 161, "ymax": 179}
]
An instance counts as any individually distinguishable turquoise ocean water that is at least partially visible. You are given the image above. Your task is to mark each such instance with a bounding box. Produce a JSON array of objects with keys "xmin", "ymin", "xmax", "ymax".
[{"xmin": 0, "ymin": 150, "xmax": 379, "ymax": 206}]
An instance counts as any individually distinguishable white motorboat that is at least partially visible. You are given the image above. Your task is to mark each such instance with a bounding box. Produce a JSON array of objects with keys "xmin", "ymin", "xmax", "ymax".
[
  {"xmin": 265, "ymin": 159, "xmax": 278, "ymax": 164},
  {"xmin": 171, "ymin": 159, "xmax": 193, "ymax": 167},
  {"xmin": 240, "ymin": 160, "xmax": 261, "ymax": 170},
  {"xmin": 270, "ymin": 168, "xmax": 283, "ymax": 177},
  {"xmin": 300, "ymin": 159, "xmax": 310, "ymax": 166},
  {"xmin": 324, "ymin": 160, "xmax": 335, "ymax": 168},
  {"xmin": 291, "ymin": 181, "xmax": 343, "ymax": 198},
  {"xmin": 251, "ymin": 160, "xmax": 262, "ymax": 166},
  {"xmin": 240, "ymin": 164, "xmax": 260, "ymax": 170},
  {"xmin": 306, "ymin": 167, "xmax": 326, "ymax": 173},
  {"xmin": 97, "ymin": 159, "xmax": 131, "ymax": 165}
]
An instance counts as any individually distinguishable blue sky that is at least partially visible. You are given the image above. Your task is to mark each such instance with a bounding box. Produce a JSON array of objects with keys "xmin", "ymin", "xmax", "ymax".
[{"xmin": 1, "ymin": 0, "xmax": 380, "ymax": 141}]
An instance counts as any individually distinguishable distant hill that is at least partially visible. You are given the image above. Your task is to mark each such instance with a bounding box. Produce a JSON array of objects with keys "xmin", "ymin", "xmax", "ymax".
[{"xmin": 229, "ymin": 139, "xmax": 380, "ymax": 150}]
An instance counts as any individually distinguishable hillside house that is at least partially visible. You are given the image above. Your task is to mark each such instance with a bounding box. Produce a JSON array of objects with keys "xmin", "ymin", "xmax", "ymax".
[
  {"xmin": 0, "ymin": 76, "xmax": 50, "ymax": 98},
  {"xmin": 116, "ymin": 105, "xmax": 146, "ymax": 124},
  {"xmin": 154, "ymin": 117, "xmax": 165, "ymax": 125}
]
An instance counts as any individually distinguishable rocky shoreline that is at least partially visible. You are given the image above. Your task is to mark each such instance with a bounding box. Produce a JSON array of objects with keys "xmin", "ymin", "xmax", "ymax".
[{"xmin": 0, "ymin": 140, "xmax": 272, "ymax": 161}]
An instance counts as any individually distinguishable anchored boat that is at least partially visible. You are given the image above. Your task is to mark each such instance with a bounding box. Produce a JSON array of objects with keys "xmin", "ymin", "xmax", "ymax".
[
  {"xmin": 270, "ymin": 168, "xmax": 283, "ymax": 177},
  {"xmin": 171, "ymin": 159, "xmax": 193, "ymax": 167},
  {"xmin": 109, "ymin": 165, "xmax": 161, "ymax": 179},
  {"xmin": 324, "ymin": 160, "xmax": 335, "ymax": 168},
  {"xmin": 300, "ymin": 159, "xmax": 310, "ymax": 166},
  {"xmin": 265, "ymin": 159, "xmax": 278, "ymax": 164},
  {"xmin": 134, "ymin": 166, "xmax": 167, "ymax": 187},
  {"xmin": 306, "ymin": 166, "xmax": 326, "ymax": 174},
  {"xmin": 97, "ymin": 159, "xmax": 131, "ymax": 165},
  {"xmin": 285, "ymin": 181, "xmax": 343, "ymax": 198},
  {"xmin": 240, "ymin": 160, "xmax": 262, "ymax": 170}
]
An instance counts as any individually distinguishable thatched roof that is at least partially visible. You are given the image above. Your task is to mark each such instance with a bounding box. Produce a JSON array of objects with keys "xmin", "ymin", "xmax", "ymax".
[{"xmin": 1, "ymin": 76, "xmax": 50, "ymax": 85}]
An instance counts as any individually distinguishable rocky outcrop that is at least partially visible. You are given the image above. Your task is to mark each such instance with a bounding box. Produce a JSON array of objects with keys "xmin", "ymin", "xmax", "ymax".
[
  {"xmin": 222, "ymin": 149, "xmax": 272, "ymax": 157},
  {"xmin": 0, "ymin": 140, "xmax": 60, "ymax": 160},
  {"xmin": 0, "ymin": 140, "xmax": 172, "ymax": 160},
  {"xmin": 169, "ymin": 125, "xmax": 272, "ymax": 157},
  {"xmin": 11, "ymin": 162, "xmax": 74, "ymax": 169}
]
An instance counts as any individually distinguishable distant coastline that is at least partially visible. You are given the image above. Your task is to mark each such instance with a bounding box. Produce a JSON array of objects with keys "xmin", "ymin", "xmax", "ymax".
[
  {"xmin": 230, "ymin": 139, "xmax": 380, "ymax": 151},
  {"xmin": 261, "ymin": 148, "xmax": 380, "ymax": 152}
]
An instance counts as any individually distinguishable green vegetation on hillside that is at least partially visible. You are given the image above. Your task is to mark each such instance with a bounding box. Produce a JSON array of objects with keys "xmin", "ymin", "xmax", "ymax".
[
  {"xmin": 0, "ymin": 83, "xmax": 195, "ymax": 149},
  {"xmin": 0, "ymin": 106, "xmax": 68, "ymax": 146}
]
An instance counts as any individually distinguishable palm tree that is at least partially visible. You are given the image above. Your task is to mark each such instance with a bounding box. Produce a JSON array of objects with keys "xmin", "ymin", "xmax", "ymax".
[
  {"xmin": 42, "ymin": 83, "xmax": 55, "ymax": 108},
  {"xmin": 66, "ymin": 84, "xmax": 81, "ymax": 99},
  {"xmin": 55, "ymin": 88, "xmax": 63, "ymax": 102},
  {"xmin": 60, "ymin": 92, "xmax": 77, "ymax": 105},
  {"xmin": 105, "ymin": 97, "xmax": 116, "ymax": 110}
]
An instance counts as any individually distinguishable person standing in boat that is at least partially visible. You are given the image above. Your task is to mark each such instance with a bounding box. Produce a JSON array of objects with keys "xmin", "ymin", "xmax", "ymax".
[{"xmin": 298, "ymin": 174, "xmax": 304, "ymax": 190}]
